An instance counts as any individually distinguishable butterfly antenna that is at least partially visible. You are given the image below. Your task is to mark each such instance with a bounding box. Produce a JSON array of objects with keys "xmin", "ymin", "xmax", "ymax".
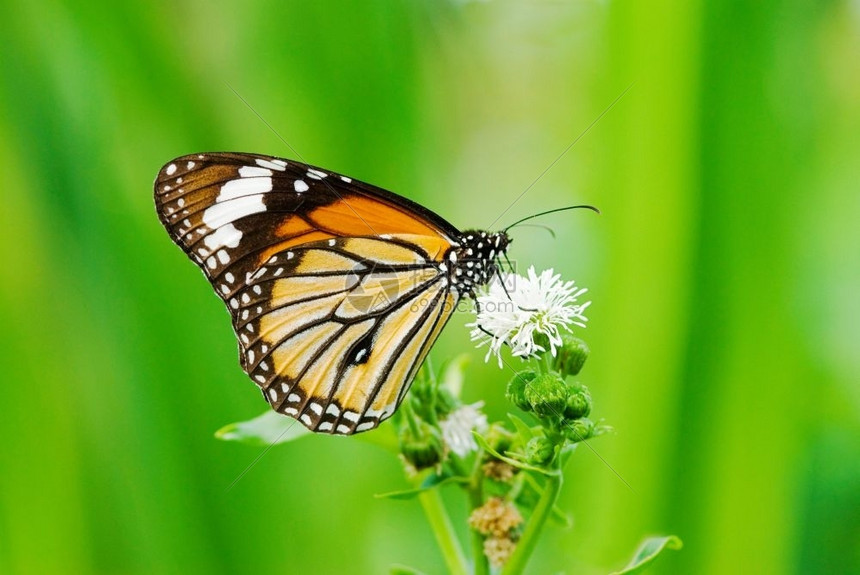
[
  {"xmin": 513, "ymin": 223, "xmax": 557, "ymax": 239},
  {"xmin": 503, "ymin": 204, "xmax": 599, "ymax": 232}
]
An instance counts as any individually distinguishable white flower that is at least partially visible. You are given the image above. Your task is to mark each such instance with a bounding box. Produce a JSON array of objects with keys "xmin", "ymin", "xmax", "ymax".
[
  {"xmin": 439, "ymin": 402, "xmax": 488, "ymax": 457},
  {"xmin": 468, "ymin": 266, "xmax": 590, "ymax": 367}
]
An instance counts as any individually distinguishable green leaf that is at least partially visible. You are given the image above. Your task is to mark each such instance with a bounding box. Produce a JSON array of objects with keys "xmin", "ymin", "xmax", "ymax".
[
  {"xmin": 215, "ymin": 411, "xmax": 400, "ymax": 451},
  {"xmin": 214, "ymin": 411, "xmax": 311, "ymax": 446},
  {"xmin": 610, "ymin": 535, "xmax": 683, "ymax": 575},
  {"xmin": 472, "ymin": 432, "xmax": 554, "ymax": 476},
  {"xmin": 439, "ymin": 354, "xmax": 470, "ymax": 398},
  {"xmin": 375, "ymin": 473, "xmax": 466, "ymax": 500},
  {"xmin": 507, "ymin": 413, "xmax": 537, "ymax": 442},
  {"xmin": 390, "ymin": 564, "xmax": 429, "ymax": 575}
]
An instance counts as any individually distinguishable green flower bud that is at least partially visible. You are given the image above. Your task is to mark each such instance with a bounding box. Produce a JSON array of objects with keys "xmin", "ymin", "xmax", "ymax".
[
  {"xmin": 484, "ymin": 423, "xmax": 515, "ymax": 454},
  {"xmin": 563, "ymin": 384, "xmax": 592, "ymax": 420},
  {"xmin": 506, "ymin": 370, "xmax": 537, "ymax": 412},
  {"xmin": 554, "ymin": 335, "xmax": 589, "ymax": 376},
  {"xmin": 400, "ymin": 423, "xmax": 442, "ymax": 470},
  {"xmin": 525, "ymin": 436, "xmax": 554, "ymax": 465},
  {"xmin": 564, "ymin": 418, "xmax": 595, "ymax": 443},
  {"xmin": 532, "ymin": 333, "xmax": 551, "ymax": 354},
  {"xmin": 434, "ymin": 385, "xmax": 459, "ymax": 419},
  {"xmin": 524, "ymin": 372, "xmax": 568, "ymax": 418}
]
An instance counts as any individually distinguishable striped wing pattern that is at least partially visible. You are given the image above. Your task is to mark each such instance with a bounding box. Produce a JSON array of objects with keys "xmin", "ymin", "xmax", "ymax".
[{"xmin": 154, "ymin": 153, "xmax": 460, "ymax": 434}]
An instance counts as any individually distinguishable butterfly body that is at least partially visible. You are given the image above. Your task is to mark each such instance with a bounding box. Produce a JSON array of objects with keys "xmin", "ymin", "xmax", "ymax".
[{"xmin": 155, "ymin": 152, "xmax": 509, "ymax": 434}]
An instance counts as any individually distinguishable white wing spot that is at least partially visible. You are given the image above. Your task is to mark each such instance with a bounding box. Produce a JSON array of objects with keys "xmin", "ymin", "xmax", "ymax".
[
  {"xmin": 187, "ymin": 161, "xmax": 195, "ymax": 170},
  {"xmin": 300, "ymin": 414, "xmax": 312, "ymax": 425},
  {"xmin": 241, "ymin": 293, "xmax": 250, "ymax": 304},
  {"xmin": 287, "ymin": 252, "xmax": 294, "ymax": 260},
  {"xmin": 356, "ymin": 422, "xmax": 375, "ymax": 432},
  {"xmin": 260, "ymin": 361, "xmax": 268, "ymax": 371},
  {"xmin": 340, "ymin": 176, "xmax": 352, "ymax": 183},
  {"xmin": 218, "ymin": 176, "xmax": 272, "ymax": 201},
  {"xmin": 326, "ymin": 404, "xmax": 340, "ymax": 416},
  {"xmin": 274, "ymin": 268, "xmax": 283, "ymax": 276},
  {"xmin": 318, "ymin": 422, "xmax": 333, "ymax": 432},
  {"xmin": 220, "ymin": 285, "xmax": 230, "ymax": 295},
  {"xmin": 239, "ymin": 166, "xmax": 272, "ymax": 178},
  {"xmin": 309, "ymin": 403, "xmax": 323, "ymax": 415},
  {"xmin": 216, "ymin": 249, "xmax": 230, "ymax": 264},
  {"xmin": 255, "ymin": 375, "xmax": 266, "ymax": 383},
  {"xmin": 206, "ymin": 256, "xmax": 217, "ymax": 269},
  {"xmin": 225, "ymin": 272, "xmax": 235, "ymax": 284},
  {"xmin": 230, "ymin": 298, "xmax": 238, "ymax": 309},
  {"xmin": 336, "ymin": 424, "xmax": 350, "ymax": 434},
  {"xmin": 307, "ymin": 168, "xmax": 327, "ymax": 180},
  {"xmin": 166, "ymin": 164, "xmax": 177, "ymax": 175},
  {"xmin": 248, "ymin": 350, "xmax": 255, "ymax": 363},
  {"xmin": 268, "ymin": 388, "xmax": 278, "ymax": 401},
  {"xmin": 281, "ymin": 383, "xmax": 289, "ymax": 393},
  {"xmin": 328, "ymin": 239, "xmax": 336, "ymax": 247},
  {"xmin": 294, "ymin": 180, "xmax": 309, "ymax": 192},
  {"xmin": 241, "ymin": 310, "xmax": 249, "ymax": 320},
  {"xmin": 288, "ymin": 393, "xmax": 300, "ymax": 403},
  {"xmin": 253, "ymin": 285, "xmax": 262, "ymax": 295},
  {"xmin": 255, "ymin": 158, "xmax": 287, "ymax": 171},
  {"xmin": 261, "ymin": 344, "xmax": 268, "ymax": 353},
  {"xmin": 202, "ymin": 196, "xmax": 266, "ymax": 229},
  {"xmin": 177, "ymin": 198, "xmax": 185, "ymax": 207},
  {"xmin": 343, "ymin": 411, "xmax": 360, "ymax": 423},
  {"xmin": 284, "ymin": 407, "xmax": 298, "ymax": 415}
]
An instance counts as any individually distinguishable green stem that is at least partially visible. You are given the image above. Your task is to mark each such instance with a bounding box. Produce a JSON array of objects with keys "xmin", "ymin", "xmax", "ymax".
[
  {"xmin": 402, "ymin": 400, "xmax": 421, "ymax": 437},
  {"xmin": 467, "ymin": 460, "xmax": 490, "ymax": 575},
  {"xmin": 418, "ymin": 488, "xmax": 469, "ymax": 575},
  {"xmin": 536, "ymin": 352, "xmax": 552, "ymax": 375},
  {"xmin": 500, "ymin": 467, "xmax": 564, "ymax": 575}
]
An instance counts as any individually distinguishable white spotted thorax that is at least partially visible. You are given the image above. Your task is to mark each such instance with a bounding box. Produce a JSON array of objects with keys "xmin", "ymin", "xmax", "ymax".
[
  {"xmin": 446, "ymin": 230, "xmax": 511, "ymax": 297},
  {"xmin": 469, "ymin": 266, "xmax": 591, "ymax": 367}
]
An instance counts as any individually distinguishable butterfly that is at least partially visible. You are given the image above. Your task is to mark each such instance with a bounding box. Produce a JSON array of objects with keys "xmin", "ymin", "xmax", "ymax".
[{"xmin": 154, "ymin": 152, "xmax": 510, "ymax": 435}]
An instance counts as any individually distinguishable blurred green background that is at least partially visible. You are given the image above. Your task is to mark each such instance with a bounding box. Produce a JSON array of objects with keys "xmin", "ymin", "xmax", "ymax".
[{"xmin": 2, "ymin": 1, "xmax": 859, "ymax": 573}]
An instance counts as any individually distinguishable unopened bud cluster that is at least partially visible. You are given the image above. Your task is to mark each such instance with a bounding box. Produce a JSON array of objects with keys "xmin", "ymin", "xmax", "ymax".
[
  {"xmin": 399, "ymin": 420, "xmax": 442, "ymax": 471},
  {"xmin": 505, "ymin": 336, "xmax": 594, "ymax": 442}
]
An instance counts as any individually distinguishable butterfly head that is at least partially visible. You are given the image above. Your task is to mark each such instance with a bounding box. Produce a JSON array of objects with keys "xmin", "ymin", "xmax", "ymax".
[{"xmin": 448, "ymin": 230, "xmax": 511, "ymax": 296}]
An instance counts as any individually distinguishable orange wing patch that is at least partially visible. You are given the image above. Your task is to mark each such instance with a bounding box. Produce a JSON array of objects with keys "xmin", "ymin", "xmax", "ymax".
[{"xmin": 308, "ymin": 197, "xmax": 440, "ymax": 237}]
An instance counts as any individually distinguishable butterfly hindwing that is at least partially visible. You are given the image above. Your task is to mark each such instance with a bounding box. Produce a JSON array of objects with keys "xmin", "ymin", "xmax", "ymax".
[
  {"xmin": 234, "ymin": 236, "xmax": 458, "ymax": 433},
  {"xmin": 154, "ymin": 153, "xmax": 462, "ymax": 434}
]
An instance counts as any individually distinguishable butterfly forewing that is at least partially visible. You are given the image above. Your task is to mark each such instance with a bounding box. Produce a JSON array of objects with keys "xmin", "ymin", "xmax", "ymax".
[{"xmin": 154, "ymin": 153, "xmax": 462, "ymax": 434}]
